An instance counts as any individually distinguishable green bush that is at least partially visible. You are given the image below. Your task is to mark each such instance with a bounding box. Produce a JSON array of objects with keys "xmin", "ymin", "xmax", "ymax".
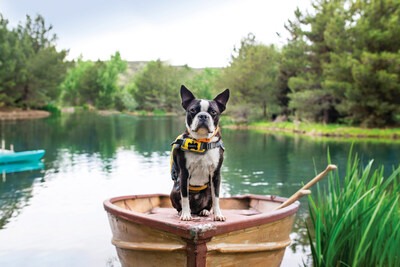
[
  {"xmin": 38, "ymin": 103, "xmax": 61, "ymax": 115},
  {"xmin": 135, "ymin": 110, "xmax": 147, "ymax": 115},
  {"xmin": 153, "ymin": 109, "xmax": 166, "ymax": 116}
]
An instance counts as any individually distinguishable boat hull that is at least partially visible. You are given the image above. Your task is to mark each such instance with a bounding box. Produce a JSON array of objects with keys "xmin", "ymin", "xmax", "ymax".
[
  {"xmin": 0, "ymin": 150, "xmax": 45, "ymax": 164},
  {"xmin": 104, "ymin": 194, "xmax": 299, "ymax": 267}
]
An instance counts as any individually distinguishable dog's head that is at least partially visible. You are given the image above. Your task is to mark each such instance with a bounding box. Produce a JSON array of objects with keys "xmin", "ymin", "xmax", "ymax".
[{"xmin": 180, "ymin": 85, "xmax": 229, "ymax": 138}]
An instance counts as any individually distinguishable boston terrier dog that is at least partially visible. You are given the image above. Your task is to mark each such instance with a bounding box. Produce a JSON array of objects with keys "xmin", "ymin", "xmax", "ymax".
[{"xmin": 170, "ymin": 85, "xmax": 229, "ymax": 221}]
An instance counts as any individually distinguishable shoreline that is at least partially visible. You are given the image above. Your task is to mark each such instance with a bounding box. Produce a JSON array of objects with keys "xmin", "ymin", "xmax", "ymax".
[
  {"xmin": 1, "ymin": 108, "xmax": 398, "ymax": 140},
  {"xmin": 223, "ymin": 124, "xmax": 400, "ymax": 139},
  {"xmin": 0, "ymin": 109, "xmax": 51, "ymax": 120}
]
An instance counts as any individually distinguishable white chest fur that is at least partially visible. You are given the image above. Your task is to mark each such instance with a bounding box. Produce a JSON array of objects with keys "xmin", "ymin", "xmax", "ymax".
[{"xmin": 185, "ymin": 148, "xmax": 220, "ymax": 186}]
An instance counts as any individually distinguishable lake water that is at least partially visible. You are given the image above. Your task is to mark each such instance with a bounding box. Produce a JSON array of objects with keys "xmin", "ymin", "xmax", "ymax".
[{"xmin": 0, "ymin": 112, "xmax": 399, "ymax": 267}]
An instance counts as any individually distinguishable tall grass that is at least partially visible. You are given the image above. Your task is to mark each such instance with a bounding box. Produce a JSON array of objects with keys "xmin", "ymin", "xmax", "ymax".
[{"xmin": 306, "ymin": 147, "xmax": 400, "ymax": 266}]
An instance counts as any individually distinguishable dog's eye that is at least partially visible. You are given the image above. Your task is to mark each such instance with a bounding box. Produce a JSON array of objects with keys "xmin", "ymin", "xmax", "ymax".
[
  {"xmin": 210, "ymin": 110, "xmax": 217, "ymax": 115},
  {"xmin": 189, "ymin": 108, "xmax": 196, "ymax": 113}
]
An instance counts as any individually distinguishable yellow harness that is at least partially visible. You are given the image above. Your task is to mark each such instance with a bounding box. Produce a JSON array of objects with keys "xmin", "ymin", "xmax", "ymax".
[{"xmin": 170, "ymin": 130, "xmax": 224, "ymax": 192}]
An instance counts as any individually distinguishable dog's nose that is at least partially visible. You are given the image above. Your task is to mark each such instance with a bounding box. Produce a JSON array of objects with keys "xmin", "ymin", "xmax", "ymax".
[{"xmin": 198, "ymin": 114, "xmax": 208, "ymax": 121}]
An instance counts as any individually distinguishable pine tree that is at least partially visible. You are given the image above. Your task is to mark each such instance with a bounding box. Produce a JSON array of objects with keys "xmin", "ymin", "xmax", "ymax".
[
  {"xmin": 285, "ymin": 1, "xmax": 344, "ymax": 123},
  {"xmin": 0, "ymin": 15, "xmax": 26, "ymax": 106},
  {"xmin": 15, "ymin": 15, "xmax": 67, "ymax": 107},
  {"xmin": 324, "ymin": 0, "xmax": 400, "ymax": 127},
  {"xmin": 0, "ymin": 14, "xmax": 68, "ymax": 108}
]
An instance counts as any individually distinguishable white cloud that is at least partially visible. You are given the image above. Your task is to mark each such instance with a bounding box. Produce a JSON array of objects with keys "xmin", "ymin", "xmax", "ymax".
[{"xmin": 57, "ymin": 0, "xmax": 312, "ymax": 67}]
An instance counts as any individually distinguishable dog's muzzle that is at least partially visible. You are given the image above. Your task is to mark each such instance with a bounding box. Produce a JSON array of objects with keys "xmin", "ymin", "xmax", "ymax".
[{"xmin": 194, "ymin": 113, "xmax": 213, "ymax": 132}]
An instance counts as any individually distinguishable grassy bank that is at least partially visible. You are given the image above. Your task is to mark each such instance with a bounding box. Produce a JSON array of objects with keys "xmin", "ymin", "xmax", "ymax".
[
  {"xmin": 306, "ymin": 150, "xmax": 400, "ymax": 266},
  {"xmin": 222, "ymin": 120, "xmax": 400, "ymax": 139}
]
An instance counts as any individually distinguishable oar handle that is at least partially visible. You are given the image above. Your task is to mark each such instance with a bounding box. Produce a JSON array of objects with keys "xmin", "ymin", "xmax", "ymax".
[{"xmin": 274, "ymin": 164, "xmax": 337, "ymax": 211}]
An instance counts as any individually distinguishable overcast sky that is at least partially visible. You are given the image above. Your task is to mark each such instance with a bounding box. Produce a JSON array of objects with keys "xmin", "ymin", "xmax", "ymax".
[{"xmin": 1, "ymin": 0, "xmax": 311, "ymax": 68}]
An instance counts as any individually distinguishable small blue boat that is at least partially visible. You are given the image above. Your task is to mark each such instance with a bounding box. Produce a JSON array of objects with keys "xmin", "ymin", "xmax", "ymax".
[{"xmin": 0, "ymin": 150, "xmax": 45, "ymax": 164}]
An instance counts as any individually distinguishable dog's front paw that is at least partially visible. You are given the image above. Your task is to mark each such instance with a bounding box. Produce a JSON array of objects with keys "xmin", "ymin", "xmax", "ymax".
[
  {"xmin": 214, "ymin": 213, "xmax": 226, "ymax": 221},
  {"xmin": 180, "ymin": 211, "xmax": 192, "ymax": 221},
  {"xmin": 199, "ymin": 209, "xmax": 211, "ymax": 216}
]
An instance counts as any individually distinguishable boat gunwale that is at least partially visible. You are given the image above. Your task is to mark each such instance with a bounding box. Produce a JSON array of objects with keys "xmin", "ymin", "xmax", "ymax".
[{"xmin": 103, "ymin": 194, "xmax": 300, "ymax": 240}]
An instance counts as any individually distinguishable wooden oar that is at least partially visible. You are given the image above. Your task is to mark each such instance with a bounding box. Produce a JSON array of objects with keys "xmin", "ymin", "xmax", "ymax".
[{"xmin": 274, "ymin": 164, "xmax": 337, "ymax": 211}]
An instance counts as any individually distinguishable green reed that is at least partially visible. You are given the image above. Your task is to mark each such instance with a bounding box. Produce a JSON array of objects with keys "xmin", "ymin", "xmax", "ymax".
[{"xmin": 306, "ymin": 147, "xmax": 400, "ymax": 266}]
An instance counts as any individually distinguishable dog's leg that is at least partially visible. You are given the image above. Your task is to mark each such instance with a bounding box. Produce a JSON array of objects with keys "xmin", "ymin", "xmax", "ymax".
[
  {"xmin": 180, "ymin": 168, "xmax": 192, "ymax": 221},
  {"xmin": 176, "ymin": 151, "xmax": 192, "ymax": 221},
  {"xmin": 181, "ymin": 197, "xmax": 191, "ymax": 220},
  {"xmin": 211, "ymin": 172, "xmax": 226, "ymax": 221}
]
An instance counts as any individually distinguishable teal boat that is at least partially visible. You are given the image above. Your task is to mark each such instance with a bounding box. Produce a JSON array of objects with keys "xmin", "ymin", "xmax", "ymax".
[{"xmin": 0, "ymin": 150, "xmax": 45, "ymax": 164}]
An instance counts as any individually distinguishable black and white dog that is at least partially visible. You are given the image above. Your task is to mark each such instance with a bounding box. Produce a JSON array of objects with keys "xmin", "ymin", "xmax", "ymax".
[{"xmin": 170, "ymin": 85, "xmax": 229, "ymax": 221}]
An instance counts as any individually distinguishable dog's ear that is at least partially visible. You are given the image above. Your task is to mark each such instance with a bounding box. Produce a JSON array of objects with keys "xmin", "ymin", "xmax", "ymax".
[
  {"xmin": 213, "ymin": 89, "xmax": 230, "ymax": 113},
  {"xmin": 181, "ymin": 85, "xmax": 196, "ymax": 110}
]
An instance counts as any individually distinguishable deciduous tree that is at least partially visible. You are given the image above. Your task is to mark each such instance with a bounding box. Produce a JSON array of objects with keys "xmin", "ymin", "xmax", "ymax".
[{"xmin": 219, "ymin": 33, "xmax": 280, "ymax": 119}]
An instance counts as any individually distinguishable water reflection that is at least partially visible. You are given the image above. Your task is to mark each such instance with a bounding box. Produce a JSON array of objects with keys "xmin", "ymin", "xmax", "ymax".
[
  {"xmin": 0, "ymin": 168, "xmax": 44, "ymax": 229},
  {"xmin": 0, "ymin": 161, "xmax": 44, "ymax": 175},
  {"xmin": 222, "ymin": 129, "xmax": 399, "ymax": 198},
  {"xmin": 0, "ymin": 160, "xmax": 45, "ymax": 229},
  {"xmin": 0, "ymin": 112, "xmax": 398, "ymax": 267}
]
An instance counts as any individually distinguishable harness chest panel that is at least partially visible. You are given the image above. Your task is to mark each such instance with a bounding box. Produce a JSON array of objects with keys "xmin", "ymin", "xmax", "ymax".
[{"xmin": 181, "ymin": 139, "xmax": 206, "ymax": 153}]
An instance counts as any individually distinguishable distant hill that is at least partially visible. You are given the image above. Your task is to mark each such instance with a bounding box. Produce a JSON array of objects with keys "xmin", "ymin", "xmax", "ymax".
[
  {"xmin": 118, "ymin": 61, "xmax": 213, "ymax": 86},
  {"xmin": 118, "ymin": 61, "xmax": 149, "ymax": 86}
]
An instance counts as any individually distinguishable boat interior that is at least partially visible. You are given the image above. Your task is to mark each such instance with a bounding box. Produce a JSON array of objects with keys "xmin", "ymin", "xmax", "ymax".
[{"xmin": 111, "ymin": 195, "xmax": 283, "ymax": 223}]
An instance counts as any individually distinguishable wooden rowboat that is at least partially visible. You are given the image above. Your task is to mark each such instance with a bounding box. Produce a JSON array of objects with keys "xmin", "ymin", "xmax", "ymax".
[
  {"xmin": 103, "ymin": 165, "xmax": 337, "ymax": 267},
  {"xmin": 104, "ymin": 194, "xmax": 299, "ymax": 267}
]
